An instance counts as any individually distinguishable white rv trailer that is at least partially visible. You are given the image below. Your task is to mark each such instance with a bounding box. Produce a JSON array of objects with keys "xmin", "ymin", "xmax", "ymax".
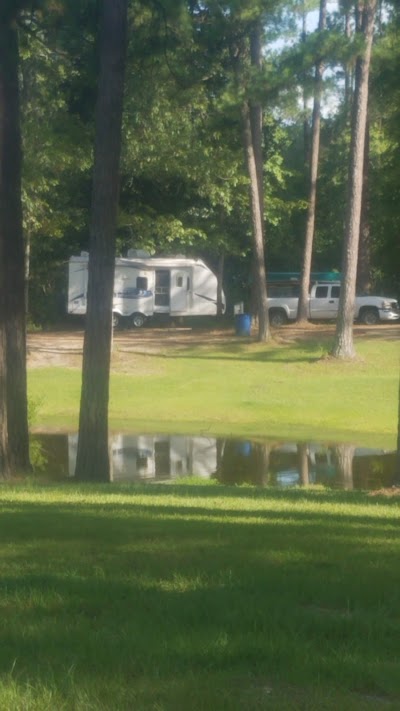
[{"xmin": 68, "ymin": 250, "xmax": 225, "ymax": 327}]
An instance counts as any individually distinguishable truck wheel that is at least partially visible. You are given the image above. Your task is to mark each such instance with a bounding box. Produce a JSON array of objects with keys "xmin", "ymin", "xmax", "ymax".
[
  {"xmin": 130, "ymin": 312, "xmax": 146, "ymax": 328},
  {"xmin": 359, "ymin": 307, "xmax": 379, "ymax": 326},
  {"xmin": 112, "ymin": 312, "xmax": 121, "ymax": 329},
  {"xmin": 269, "ymin": 309, "xmax": 287, "ymax": 327}
]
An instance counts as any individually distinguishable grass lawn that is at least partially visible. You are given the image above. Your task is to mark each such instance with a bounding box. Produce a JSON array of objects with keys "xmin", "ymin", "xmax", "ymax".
[
  {"xmin": 28, "ymin": 333, "xmax": 399, "ymax": 448},
  {"xmin": 0, "ymin": 483, "xmax": 399, "ymax": 710}
]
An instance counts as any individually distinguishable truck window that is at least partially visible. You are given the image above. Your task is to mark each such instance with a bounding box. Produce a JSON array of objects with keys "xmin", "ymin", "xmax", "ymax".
[
  {"xmin": 137, "ymin": 277, "xmax": 148, "ymax": 290},
  {"xmin": 315, "ymin": 286, "xmax": 328, "ymax": 298},
  {"xmin": 331, "ymin": 286, "xmax": 340, "ymax": 298}
]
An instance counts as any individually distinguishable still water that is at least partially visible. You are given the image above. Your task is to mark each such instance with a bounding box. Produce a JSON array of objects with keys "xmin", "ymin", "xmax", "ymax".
[{"xmin": 32, "ymin": 432, "xmax": 398, "ymax": 491}]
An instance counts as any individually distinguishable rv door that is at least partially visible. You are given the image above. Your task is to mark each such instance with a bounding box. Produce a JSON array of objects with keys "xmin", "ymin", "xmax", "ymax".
[
  {"xmin": 154, "ymin": 270, "xmax": 170, "ymax": 312},
  {"xmin": 170, "ymin": 268, "xmax": 191, "ymax": 313},
  {"xmin": 68, "ymin": 258, "xmax": 88, "ymax": 315}
]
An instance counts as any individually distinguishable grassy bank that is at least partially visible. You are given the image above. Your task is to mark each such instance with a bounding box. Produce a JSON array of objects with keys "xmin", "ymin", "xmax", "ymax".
[
  {"xmin": 28, "ymin": 334, "xmax": 399, "ymax": 447},
  {"xmin": 0, "ymin": 483, "xmax": 399, "ymax": 710}
]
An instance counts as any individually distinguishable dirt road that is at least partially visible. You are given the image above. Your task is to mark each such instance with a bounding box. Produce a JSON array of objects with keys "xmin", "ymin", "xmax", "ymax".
[{"xmin": 27, "ymin": 322, "xmax": 399, "ymax": 369}]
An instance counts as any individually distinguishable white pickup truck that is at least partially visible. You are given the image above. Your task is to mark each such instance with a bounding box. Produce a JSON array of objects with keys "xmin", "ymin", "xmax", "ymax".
[{"xmin": 267, "ymin": 281, "xmax": 400, "ymax": 326}]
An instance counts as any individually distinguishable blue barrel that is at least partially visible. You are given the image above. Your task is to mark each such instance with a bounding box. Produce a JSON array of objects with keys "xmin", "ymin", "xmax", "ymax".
[{"xmin": 235, "ymin": 313, "xmax": 252, "ymax": 336}]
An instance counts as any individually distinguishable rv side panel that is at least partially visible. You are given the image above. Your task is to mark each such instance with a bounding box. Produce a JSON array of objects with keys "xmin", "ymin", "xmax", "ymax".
[
  {"xmin": 191, "ymin": 263, "xmax": 219, "ymax": 315},
  {"xmin": 113, "ymin": 262, "xmax": 154, "ymax": 318},
  {"xmin": 68, "ymin": 257, "xmax": 88, "ymax": 315}
]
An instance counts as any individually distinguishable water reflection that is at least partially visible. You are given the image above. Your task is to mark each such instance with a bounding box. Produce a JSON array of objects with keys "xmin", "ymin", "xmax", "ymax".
[{"xmin": 31, "ymin": 433, "xmax": 397, "ymax": 491}]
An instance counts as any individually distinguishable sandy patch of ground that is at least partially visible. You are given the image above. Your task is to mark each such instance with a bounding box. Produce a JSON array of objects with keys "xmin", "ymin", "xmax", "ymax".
[{"xmin": 27, "ymin": 322, "xmax": 399, "ymax": 369}]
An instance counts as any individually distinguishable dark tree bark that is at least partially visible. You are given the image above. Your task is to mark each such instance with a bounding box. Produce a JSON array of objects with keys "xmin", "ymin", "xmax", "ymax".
[
  {"xmin": 0, "ymin": 180, "xmax": 8, "ymax": 477},
  {"xmin": 0, "ymin": 18, "xmax": 9, "ymax": 478},
  {"xmin": 301, "ymin": 4, "xmax": 310, "ymax": 166},
  {"xmin": 342, "ymin": 0, "xmax": 353, "ymax": 113},
  {"xmin": 0, "ymin": 17, "xmax": 31, "ymax": 472},
  {"xmin": 0, "ymin": 325, "xmax": 8, "ymax": 478},
  {"xmin": 242, "ymin": 99, "xmax": 269, "ymax": 342},
  {"xmin": 396, "ymin": 370, "xmax": 400, "ymax": 483},
  {"xmin": 75, "ymin": 0, "xmax": 128, "ymax": 482},
  {"xmin": 250, "ymin": 21, "xmax": 264, "ymax": 236},
  {"xmin": 357, "ymin": 119, "xmax": 372, "ymax": 292},
  {"xmin": 0, "ymin": 6, "xmax": 30, "ymax": 474},
  {"xmin": 332, "ymin": 0, "xmax": 377, "ymax": 359},
  {"xmin": 297, "ymin": 0, "xmax": 327, "ymax": 323},
  {"xmin": 249, "ymin": 21, "xmax": 270, "ymax": 342}
]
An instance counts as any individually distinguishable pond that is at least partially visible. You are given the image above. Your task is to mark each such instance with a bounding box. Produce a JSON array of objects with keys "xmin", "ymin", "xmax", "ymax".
[{"xmin": 31, "ymin": 432, "xmax": 398, "ymax": 490}]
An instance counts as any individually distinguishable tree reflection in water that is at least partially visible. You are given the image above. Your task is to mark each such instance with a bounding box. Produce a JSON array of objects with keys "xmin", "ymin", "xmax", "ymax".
[
  {"xmin": 29, "ymin": 433, "xmax": 397, "ymax": 490},
  {"xmin": 215, "ymin": 440, "xmax": 271, "ymax": 487}
]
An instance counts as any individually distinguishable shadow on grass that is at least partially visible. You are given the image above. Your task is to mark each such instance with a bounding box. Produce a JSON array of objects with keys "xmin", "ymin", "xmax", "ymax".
[
  {"xmin": 67, "ymin": 481, "xmax": 400, "ymax": 507},
  {"xmin": 1, "ymin": 486, "xmax": 400, "ymax": 555},
  {"xmin": 1, "ymin": 490, "xmax": 400, "ymax": 706},
  {"xmin": 124, "ymin": 339, "xmax": 333, "ymax": 364},
  {"xmin": 0, "ymin": 506, "xmax": 400, "ymax": 707}
]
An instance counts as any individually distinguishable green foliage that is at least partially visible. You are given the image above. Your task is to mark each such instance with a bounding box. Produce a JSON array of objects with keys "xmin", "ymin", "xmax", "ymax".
[
  {"xmin": 368, "ymin": 11, "xmax": 400, "ymax": 293},
  {"xmin": 16, "ymin": 0, "xmax": 400, "ymax": 325}
]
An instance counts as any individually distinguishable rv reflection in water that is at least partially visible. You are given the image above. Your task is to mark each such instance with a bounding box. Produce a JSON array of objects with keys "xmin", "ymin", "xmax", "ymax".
[
  {"xmin": 62, "ymin": 434, "xmax": 398, "ymax": 489},
  {"xmin": 68, "ymin": 434, "xmax": 218, "ymax": 481}
]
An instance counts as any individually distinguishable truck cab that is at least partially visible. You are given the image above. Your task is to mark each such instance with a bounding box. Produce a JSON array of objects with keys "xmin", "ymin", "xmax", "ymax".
[{"xmin": 310, "ymin": 283, "xmax": 341, "ymax": 319}]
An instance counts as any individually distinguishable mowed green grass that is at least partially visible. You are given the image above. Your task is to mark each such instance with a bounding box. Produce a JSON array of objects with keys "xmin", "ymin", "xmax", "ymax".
[
  {"xmin": 28, "ymin": 334, "xmax": 399, "ymax": 447},
  {"xmin": 0, "ymin": 484, "xmax": 399, "ymax": 710}
]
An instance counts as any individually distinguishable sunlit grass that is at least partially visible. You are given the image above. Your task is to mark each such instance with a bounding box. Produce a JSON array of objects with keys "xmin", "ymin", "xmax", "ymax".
[
  {"xmin": 28, "ymin": 335, "xmax": 399, "ymax": 447},
  {"xmin": 0, "ymin": 483, "xmax": 400, "ymax": 709}
]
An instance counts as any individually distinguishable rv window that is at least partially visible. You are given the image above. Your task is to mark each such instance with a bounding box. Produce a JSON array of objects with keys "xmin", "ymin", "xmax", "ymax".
[
  {"xmin": 315, "ymin": 286, "xmax": 329, "ymax": 299},
  {"xmin": 331, "ymin": 286, "xmax": 340, "ymax": 299},
  {"xmin": 176, "ymin": 276, "xmax": 183, "ymax": 287},
  {"xmin": 137, "ymin": 277, "xmax": 148, "ymax": 290},
  {"xmin": 187, "ymin": 277, "xmax": 190, "ymax": 291}
]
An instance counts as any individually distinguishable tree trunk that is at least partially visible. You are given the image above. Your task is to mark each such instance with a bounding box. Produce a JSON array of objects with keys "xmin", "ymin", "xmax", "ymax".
[
  {"xmin": 0, "ymin": 16, "xmax": 9, "ymax": 478},
  {"xmin": 248, "ymin": 20, "xmax": 269, "ymax": 342},
  {"xmin": 75, "ymin": 0, "xmax": 128, "ymax": 482},
  {"xmin": 242, "ymin": 99, "xmax": 270, "ymax": 342},
  {"xmin": 24, "ymin": 229, "xmax": 30, "ymax": 315},
  {"xmin": 0, "ymin": 171, "xmax": 8, "ymax": 477},
  {"xmin": 332, "ymin": 0, "xmax": 377, "ymax": 359},
  {"xmin": 301, "ymin": 4, "xmax": 310, "ymax": 165},
  {"xmin": 396, "ymin": 370, "xmax": 400, "ymax": 484},
  {"xmin": 357, "ymin": 118, "xmax": 372, "ymax": 292},
  {"xmin": 297, "ymin": 0, "xmax": 327, "ymax": 323},
  {"xmin": 343, "ymin": 4, "xmax": 353, "ymax": 113},
  {"xmin": 232, "ymin": 24, "xmax": 269, "ymax": 342},
  {"xmin": 0, "ymin": 10, "xmax": 30, "ymax": 473},
  {"xmin": 216, "ymin": 252, "xmax": 225, "ymax": 316},
  {"xmin": 0, "ymin": 323, "xmax": 8, "ymax": 478},
  {"xmin": 250, "ymin": 21, "xmax": 264, "ymax": 236}
]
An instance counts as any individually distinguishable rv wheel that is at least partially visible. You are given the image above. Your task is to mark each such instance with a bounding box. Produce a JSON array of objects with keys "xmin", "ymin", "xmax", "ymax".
[{"xmin": 131, "ymin": 312, "xmax": 146, "ymax": 328}]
